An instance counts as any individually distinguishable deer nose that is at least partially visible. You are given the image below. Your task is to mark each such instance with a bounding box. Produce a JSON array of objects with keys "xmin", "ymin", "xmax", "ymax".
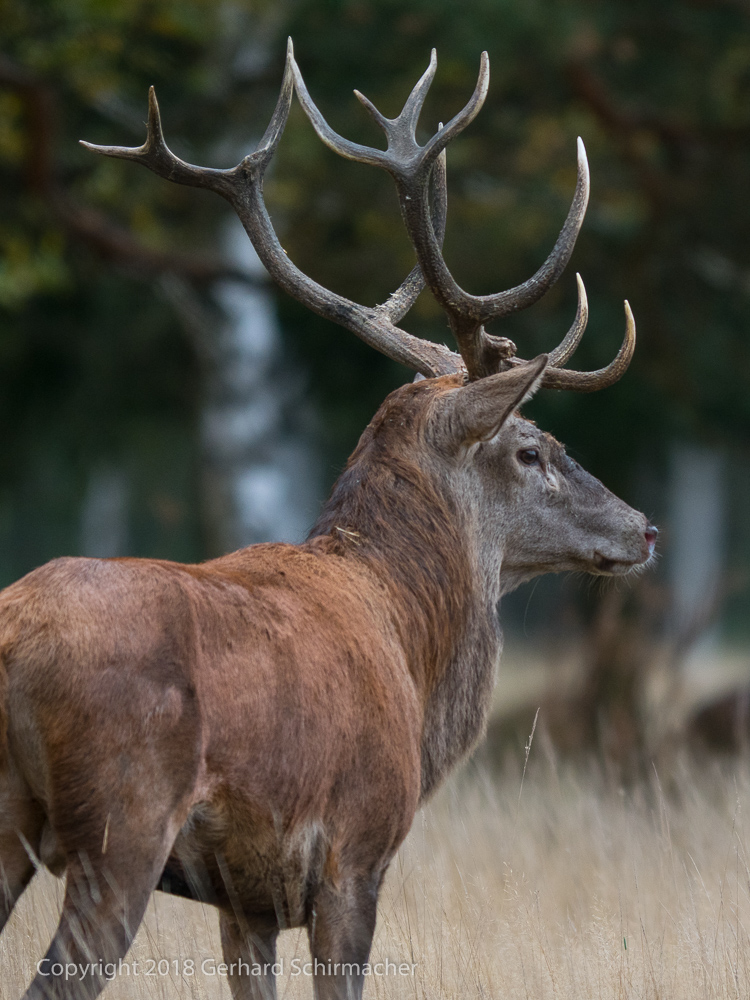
[{"xmin": 645, "ymin": 525, "xmax": 658, "ymax": 554}]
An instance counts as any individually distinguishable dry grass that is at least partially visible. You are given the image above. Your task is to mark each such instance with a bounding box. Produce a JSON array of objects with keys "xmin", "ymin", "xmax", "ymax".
[{"xmin": 4, "ymin": 752, "xmax": 750, "ymax": 1000}]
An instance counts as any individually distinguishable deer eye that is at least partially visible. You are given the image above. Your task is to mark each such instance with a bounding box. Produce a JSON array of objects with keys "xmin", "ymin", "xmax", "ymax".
[{"xmin": 517, "ymin": 448, "xmax": 541, "ymax": 467}]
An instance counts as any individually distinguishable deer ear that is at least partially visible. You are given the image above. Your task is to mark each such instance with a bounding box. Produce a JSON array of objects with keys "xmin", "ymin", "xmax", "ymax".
[{"xmin": 440, "ymin": 355, "xmax": 549, "ymax": 447}]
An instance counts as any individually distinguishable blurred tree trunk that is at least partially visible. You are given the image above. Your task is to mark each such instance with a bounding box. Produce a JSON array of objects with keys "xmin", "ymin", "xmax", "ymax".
[{"xmin": 162, "ymin": 222, "xmax": 321, "ymax": 556}]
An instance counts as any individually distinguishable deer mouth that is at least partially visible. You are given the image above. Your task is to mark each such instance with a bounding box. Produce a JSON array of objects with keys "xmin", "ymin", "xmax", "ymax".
[
  {"xmin": 592, "ymin": 549, "xmax": 649, "ymax": 575},
  {"xmin": 592, "ymin": 522, "xmax": 657, "ymax": 575}
]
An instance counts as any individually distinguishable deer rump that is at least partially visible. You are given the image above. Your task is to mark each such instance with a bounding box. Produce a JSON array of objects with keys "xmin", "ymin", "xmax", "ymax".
[{"xmin": 0, "ymin": 544, "xmax": 421, "ymax": 920}]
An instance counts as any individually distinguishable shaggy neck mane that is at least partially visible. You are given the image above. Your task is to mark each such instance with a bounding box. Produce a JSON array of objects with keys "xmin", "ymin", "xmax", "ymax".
[{"xmin": 308, "ymin": 393, "xmax": 500, "ymax": 797}]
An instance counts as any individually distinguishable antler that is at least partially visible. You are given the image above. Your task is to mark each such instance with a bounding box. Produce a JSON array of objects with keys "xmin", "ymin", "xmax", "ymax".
[
  {"xmin": 81, "ymin": 40, "xmax": 461, "ymax": 380},
  {"xmin": 82, "ymin": 40, "xmax": 635, "ymax": 391},
  {"xmin": 292, "ymin": 49, "xmax": 635, "ymax": 388}
]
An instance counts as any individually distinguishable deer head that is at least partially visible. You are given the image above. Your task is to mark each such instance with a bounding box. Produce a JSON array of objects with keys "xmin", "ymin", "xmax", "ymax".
[{"xmin": 429, "ymin": 365, "xmax": 653, "ymax": 582}]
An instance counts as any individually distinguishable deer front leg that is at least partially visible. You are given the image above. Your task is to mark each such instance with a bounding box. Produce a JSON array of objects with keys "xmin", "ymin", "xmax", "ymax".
[
  {"xmin": 219, "ymin": 913, "xmax": 279, "ymax": 1000},
  {"xmin": 21, "ymin": 812, "xmax": 181, "ymax": 1000},
  {"xmin": 307, "ymin": 876, "xmax": 380, "ymax": 1000}
]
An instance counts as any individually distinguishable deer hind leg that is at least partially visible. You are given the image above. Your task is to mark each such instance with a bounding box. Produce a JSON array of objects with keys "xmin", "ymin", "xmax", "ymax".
[
  {"xmin": 20, "ymin": 689, "xmax": 202, "ymax": 998},
  {"xmin": 0, "ymin": 764, "xmax": 44, "ymax": 936},
  {"xmin": 21, "ymin": 803, "xmax": 185, "ymax": 1000},
  {"xmin": 220, "ymin": 912, "xmax": 279, "ymax": 1000},
  {"xmin": 307, "ymin": 874, "xmax": 381, "ymax": 1000}
]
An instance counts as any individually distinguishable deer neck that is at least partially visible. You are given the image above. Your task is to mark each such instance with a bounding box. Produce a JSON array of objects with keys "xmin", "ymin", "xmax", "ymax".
[{"xmin": 308, "ymin": 454, "xmax": 505, "ymax": 801}]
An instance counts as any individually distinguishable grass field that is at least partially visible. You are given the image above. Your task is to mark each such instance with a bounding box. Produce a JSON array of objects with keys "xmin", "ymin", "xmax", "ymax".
[{"xmin": 3, "ymin": 750, "xmax": 750, "ymax": 1000}]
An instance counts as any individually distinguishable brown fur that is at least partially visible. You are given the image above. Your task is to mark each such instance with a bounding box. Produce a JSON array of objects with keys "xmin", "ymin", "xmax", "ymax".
[{"xmin": 0, "ymin": 366, "xmax": 654, "ymax": 1000}]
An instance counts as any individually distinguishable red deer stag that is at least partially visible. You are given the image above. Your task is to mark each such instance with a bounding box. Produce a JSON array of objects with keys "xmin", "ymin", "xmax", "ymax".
[{"xmin": 0, "ymin": 41, "xmax": 656, "ymax": 1000}]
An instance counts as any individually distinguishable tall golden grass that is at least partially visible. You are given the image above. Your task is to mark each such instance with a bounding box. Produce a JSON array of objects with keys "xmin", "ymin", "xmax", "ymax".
[{"xmin": 3, "ymin": 751, "xmax": 750, "ymax": 1000}]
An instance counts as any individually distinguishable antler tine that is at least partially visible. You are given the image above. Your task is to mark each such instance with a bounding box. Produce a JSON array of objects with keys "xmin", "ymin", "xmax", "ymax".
[
  {"xmin": 399, "ymin": 49, "xmax": 438, "ymax": 137},
  {"xmin": 539, "ymin": 301, "xmax": 636, "ymax": 391},
  {"xmin": 547, "ymin": 273, "xmax": 588, "ymax": 368},
  {"xmin": 419, "ymin": 52, "xmax": 489, "ymax": 170},
  {"xmin": 81, "ymin": 39, "xmax": 296, "ymax": 192},
  {"xmin": 291, "ymin": 57, "xmax": 390, "ymax": 169},
  {"xmin": 81, "ymin": 87, "xmax": 236, "ymax": 200},
  {"xmin": 482, "ymin": 138, "xmax": 590, "ymax": 321},
  {"xmin": 355, "ymin": 48, "xmax": 438, "ymax": 143},
  {"xmin": 255, "ymin": 37, "xmax": 297, "ymax": 159}
]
